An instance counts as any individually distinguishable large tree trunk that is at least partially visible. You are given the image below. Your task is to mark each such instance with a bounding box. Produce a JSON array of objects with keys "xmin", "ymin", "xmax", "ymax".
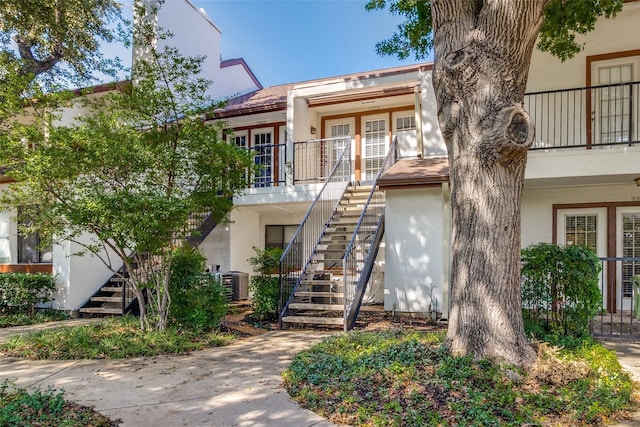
[{"xmin": 431, "ymin": 0, "xmax": 548, "ymax": 367}]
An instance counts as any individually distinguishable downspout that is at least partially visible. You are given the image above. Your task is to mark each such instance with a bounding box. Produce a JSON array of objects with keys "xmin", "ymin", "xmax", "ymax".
[{"xmin": 414, "ymin": 85, "xmax": 424, "ymax": 158}]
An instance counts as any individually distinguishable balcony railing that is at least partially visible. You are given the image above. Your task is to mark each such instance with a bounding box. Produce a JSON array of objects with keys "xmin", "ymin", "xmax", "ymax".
[
  {"xmin": 293, "ymin": 137, "xmax": 351, "ymax": 184},
  {"xmin": 525, "ymin": 80, "xmax": 640, "ymax": 150}
]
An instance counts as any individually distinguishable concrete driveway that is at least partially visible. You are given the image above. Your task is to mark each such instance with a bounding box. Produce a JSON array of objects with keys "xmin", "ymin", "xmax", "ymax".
[{"xmin": 0, "ymin": 330, "xmax": 339, "ymax": 427}]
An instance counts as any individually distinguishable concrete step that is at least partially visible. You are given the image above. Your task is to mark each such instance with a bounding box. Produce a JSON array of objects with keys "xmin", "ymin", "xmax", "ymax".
[
  {"xmin": 298, "ymin": 282, "xmax": 343, "ymax": 289},
  {"xmin": 91, "ymin": 296, "xmax": 122, "ymax": 303},
  {"xmin": 78, "ymin": 307, "xmax": 124, "ymax": 315},
  {"xmin": 294, "ymin": 291, "xmax": 344, "ymax": 298},
  {"xmin": 101, "ymin": 286, "xmax": 124, "ymax": 293},
  {"xmin": 281, "ymin": 316, "xmax": 344, "ymax": 326},
  {"xmin": 288, "ymin": 303, "xmax": 344, "ymax": 310}
]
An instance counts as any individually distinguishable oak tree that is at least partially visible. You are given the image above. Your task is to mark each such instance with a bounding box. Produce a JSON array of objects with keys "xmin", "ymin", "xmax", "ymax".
[
  {"xmin": 367, "ymin": 0, "xmax": 622, "ymax": 367},
  {"xmin": 0, "ymin": 0, "xmax": 126, "ymax": 120}
]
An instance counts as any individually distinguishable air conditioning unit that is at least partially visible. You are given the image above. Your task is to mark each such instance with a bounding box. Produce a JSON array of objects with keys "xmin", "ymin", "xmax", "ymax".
[{"xmin": 221, "ymin": 271, "xmax": 249, "ymax": 301}]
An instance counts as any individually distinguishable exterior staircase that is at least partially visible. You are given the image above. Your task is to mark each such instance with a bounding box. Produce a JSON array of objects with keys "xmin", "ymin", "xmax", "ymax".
[
  {"xmin": 78, "ymin": 273, "xmax": 135, "ymax": 316},
  {"xmin": 78, "ymin": 210, "xmax": 217, "ymax": 317},
  {"xmin": 278, "ymin": 137, "xmax": 396, "ymax": 331},
  {"xmin": 280, "ymin": 182, "xmax": 384, "ymax": 329}
]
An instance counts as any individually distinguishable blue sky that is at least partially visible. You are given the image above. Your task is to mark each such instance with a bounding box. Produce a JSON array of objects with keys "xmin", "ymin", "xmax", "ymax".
[{"xmin": 189, "ymin": 0, "xmax": 429, "ymax": 87}]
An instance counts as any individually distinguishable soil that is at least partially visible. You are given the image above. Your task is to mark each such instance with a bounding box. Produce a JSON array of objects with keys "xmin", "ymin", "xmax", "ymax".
[{"xmin": 220, "ymin": 303, "xmax": 447, "ymax": 338}]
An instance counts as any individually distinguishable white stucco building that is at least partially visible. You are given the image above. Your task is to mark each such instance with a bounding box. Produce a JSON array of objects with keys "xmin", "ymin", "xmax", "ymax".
[{"xmin": 1, "ymin": 1, "xmax": 639, "ymax": 328}]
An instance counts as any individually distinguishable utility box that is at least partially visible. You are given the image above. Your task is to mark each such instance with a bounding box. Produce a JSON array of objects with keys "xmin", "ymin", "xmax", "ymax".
[{"xmin": 222, "ymin": 271, "xmax": 249, "ymax": 301}]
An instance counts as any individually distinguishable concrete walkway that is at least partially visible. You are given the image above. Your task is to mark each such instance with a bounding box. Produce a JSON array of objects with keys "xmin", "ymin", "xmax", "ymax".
[
  {"xmin": 598, "ymin": 340, "xmax": 640, "ymax": 427},
  {"xmin": 0, "ymin": 321, "xmax": 638, "ymax": 426},
  {"xmin": 0, "ymin": 328, "xmax": 339, "ymax": 427}
]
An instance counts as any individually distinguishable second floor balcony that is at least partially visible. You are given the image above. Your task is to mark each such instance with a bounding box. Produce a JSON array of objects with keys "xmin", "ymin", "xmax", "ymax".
[
  {"xmin": 238, "ymin": 81, "xmax": 640, "ymax": 193},
  {"xmin": 526, "ymin": 80, "xmax": 640, "ymax": 150}
]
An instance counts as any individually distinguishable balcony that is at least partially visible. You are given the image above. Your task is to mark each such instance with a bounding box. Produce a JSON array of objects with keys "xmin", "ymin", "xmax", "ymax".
[
  {"xmin": 525, "ymin": 80, "xmax": 640, "ymax": 150},
  {"xmin": 238, "ymin": 81, "xmax": 640, "ymax": 190},
  {"xmin": 242, "ymin": 137, "xmax": 351, "ymax": 189}
]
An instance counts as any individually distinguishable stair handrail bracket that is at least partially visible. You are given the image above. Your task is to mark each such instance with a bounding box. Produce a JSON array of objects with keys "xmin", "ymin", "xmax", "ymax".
[
  {"xmin": 343, "ymin": 137, "xmax": 398, "ymax": 331},
  {"xmin": 278, "ymin": 137, "xmax": 353, "ymax": 326}
]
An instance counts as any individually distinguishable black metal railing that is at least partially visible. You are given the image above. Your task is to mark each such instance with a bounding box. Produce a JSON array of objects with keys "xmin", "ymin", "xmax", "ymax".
[
  {"xmin": 293, "ymin": 137, "xmax": 352, "ymax": 184},
  {"xmin": 590, "ymin": 257, "xmax": 640, "ymax": 338},
  {"xmin": 525, "ymin": 80, "xmax": 640, "ymax": 150},
  {"xmin": 278, "ymin": 138, "xmax": 353, "ymax": 324},
  {"xmin": 343, "ymin": 137, "xmax": 398, "ymax": 331}
]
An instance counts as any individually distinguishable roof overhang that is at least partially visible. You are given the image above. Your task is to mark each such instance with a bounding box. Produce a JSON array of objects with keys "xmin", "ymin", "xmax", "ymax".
[{"xmin": 378, "ymin": 157, "xmax": 450, "ymax": 190}]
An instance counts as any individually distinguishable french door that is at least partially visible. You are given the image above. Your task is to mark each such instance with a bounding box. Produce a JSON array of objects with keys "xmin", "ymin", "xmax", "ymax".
[
  {"xmin": 557, "ymin": 208, "xmax": 608, "ymax": 307},
  {"xmin": 591, "ymin": 55, "xmax": 640, "ymax": 146},
  {"xmin": 617, "ymin": 208, "xmax": 640, "ymax": 311},
  {"xmin": 361, "ymin": 116, "xmax": 388, "ymax": 180}
]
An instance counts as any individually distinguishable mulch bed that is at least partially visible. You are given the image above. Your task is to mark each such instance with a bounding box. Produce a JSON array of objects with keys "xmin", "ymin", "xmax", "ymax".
[{"xmin": 220, "ymin": 303, "xmax": 446, "ymax": 338}]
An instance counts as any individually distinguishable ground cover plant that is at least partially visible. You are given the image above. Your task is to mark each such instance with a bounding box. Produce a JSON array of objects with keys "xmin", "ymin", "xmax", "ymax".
[
  {"xmin": 0, "ymin": 316, "xmax": 233, "ymax": 360},
  {"xmin": 283, "ymin": 329, "xmax": 637, "ymax": 426},
  {"xmin": 0, "ymin": 310, "xmax": 69, "ymax": 328},
  {"xmin": 0, "ymin": 380, "xmax": 119, "ymax": 426}
]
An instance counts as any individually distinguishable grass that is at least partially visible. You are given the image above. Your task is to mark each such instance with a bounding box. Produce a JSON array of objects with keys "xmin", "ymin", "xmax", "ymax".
[
  {"xmin": 283, "ymin": 329, "xmax": 638, "ymax": 427},
  {"xmin": 0, "ymin": 380, "xmax": 119, "ymax": 426},
  {"xmin": 0, "ymin": 315, "xmax": 235, "ymax": 359},
  {"xmin": 0, "ymin": 310, "xmax": 70, "ymax": 328}
]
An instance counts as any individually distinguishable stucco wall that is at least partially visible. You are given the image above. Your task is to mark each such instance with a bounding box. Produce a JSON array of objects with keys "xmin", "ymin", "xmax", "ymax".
[
  {"xmin": 521, "ymin": 183, "xmax": 640, "ymax": 248},
  {"xmin": 384, "ymin": 187, "xmax": 446, "ymax": 315},
  {"xmin": 52, "ymin": 237, "xmax": 119, "ymax": 310},
  {"xmin": 200, "ymin": 223, "xmax": 231, "ymax": 274},
  {"xmin": 528, "ymin": 2, "xmax": 640, "ymax": 92},
  {"xmin": 229, "ymin": 208, "xmax": 260, "ymax": 275}
]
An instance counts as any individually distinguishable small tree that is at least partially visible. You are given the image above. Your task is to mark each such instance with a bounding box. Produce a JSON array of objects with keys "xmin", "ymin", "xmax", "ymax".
[{"xmin": 0, "ymin": 2, "xmax": 253, "ymax": 331}]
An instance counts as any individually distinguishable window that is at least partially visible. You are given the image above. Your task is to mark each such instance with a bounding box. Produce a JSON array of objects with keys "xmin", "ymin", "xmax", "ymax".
[
  {"xmin": 265, "ymin": 225, "xmax": 298, "ymax": 250},
  {"xmin": 597, "ymin": 64, "xmax": 633, "ymax": 144},
  {"xmin": 363, "ymin": 118, "xmax": 387, "ymax": 180},
  {"xmin": 396, "ymin": 116, "xmax": 416, "ymax": 132},
  {"xmin": 17, "ymin": 208, "xmax": 52, "ymax": 264},
  {"xmin": 565, "ymin": 214, "xmax": 598, "ymax": 250},
  {"xmin": 328, "ymin": 123, "xmax": 351, "ymax": 180},
  {"xmin": 232, "ymin": 133, "xmax": 247, "ymax": 149}
]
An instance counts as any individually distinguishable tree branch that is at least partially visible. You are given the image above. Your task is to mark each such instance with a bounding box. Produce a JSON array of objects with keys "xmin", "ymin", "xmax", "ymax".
[{"xmin": 14, "ymin": 35, "xmax": 64, "ymax": 77}]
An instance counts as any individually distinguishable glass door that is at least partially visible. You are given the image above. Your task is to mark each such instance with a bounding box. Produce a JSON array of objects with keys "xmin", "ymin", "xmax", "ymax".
[
  {"xmin": 617, "ymin": 208, "xmax": 640, "ymax": 311},
  {"xmin": 557, "ymin": 208, "xmax": 607, "ymax": 307},
  {"xmin": 252, "ymin": 130, "xmax": 272, "ymax": 187},
  {"xmin": 362, "ymin": 117, "xmax": 388, "ymax": 181}
]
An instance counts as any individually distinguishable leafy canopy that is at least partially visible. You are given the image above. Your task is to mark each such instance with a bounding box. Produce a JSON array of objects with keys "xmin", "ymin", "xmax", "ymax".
[
  {"xmin": 0, "ymin": 0, "xmax": 127, "ymax": 122},
  {"xmin": 365, "ymin": 0, "xmax": 623, "ymax": 61}
]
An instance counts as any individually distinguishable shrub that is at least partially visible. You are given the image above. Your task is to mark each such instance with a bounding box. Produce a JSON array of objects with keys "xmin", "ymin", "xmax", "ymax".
[
  {"xmin": 0, "ymin": 380, "xmax": 116, "ymax": 426},
  {"xmin": 169, "ymin": 245, "xmax": 229, "ymax": 331},
  {"xmin": 248, "ymin": 246, "xmax": 283, "ymax": 322},
  {"xmin": 521, "ymin": 242, "xmax": 602, "ymax": 340},
  {"xmin": 0, "ymin": 273, "xmax": 57, "ymax": 314}
]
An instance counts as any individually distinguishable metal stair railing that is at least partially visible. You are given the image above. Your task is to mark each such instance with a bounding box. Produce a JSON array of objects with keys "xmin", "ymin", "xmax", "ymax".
[
  {"xmin": 278, "ymin": 137, "xmax": 352, "ymax": 325},
  {"xmin": 343, "ymin": 137, "xmax": 398, "ymax": 331}
]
